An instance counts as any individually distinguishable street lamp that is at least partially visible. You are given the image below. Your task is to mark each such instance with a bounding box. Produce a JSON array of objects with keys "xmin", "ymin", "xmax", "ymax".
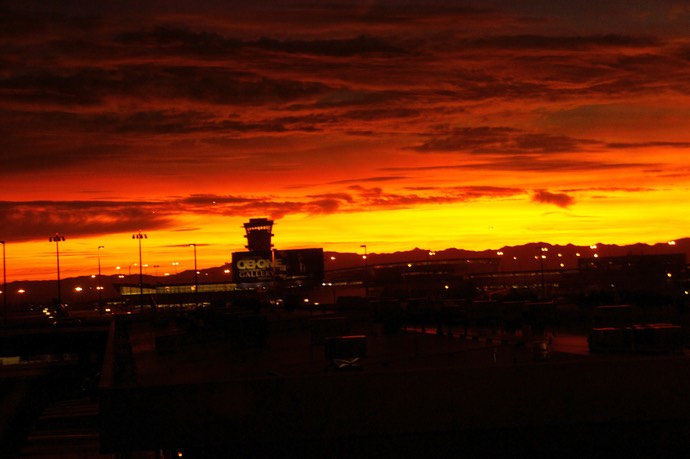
[
  {"xmin": 360, "ymin": 244, "xmax": 368, "ymax": 297},
  {"xmin": 49, "ymin": 234, "xmax": 66, "ymax": 308},
  {"xmin": 1, "ymin": 241, "xmax": 6, "ymax": 323},
  {"xmin": 97, "ymin": 246, "xmax": 104, "ymax": 315},
  {"xmin": 132, "ymin": 232, "xmax": 147, "ymax": 312},
  {"xmin": 190, "ymin": 243, "xmax": 198, "ymax": 307},
  {"xmin": 539, "ymin": 247, "xmax": 548, "ymax": 299}
]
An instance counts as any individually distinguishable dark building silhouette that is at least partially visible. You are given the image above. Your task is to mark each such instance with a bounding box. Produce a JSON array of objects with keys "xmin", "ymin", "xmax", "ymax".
[
  {"xmin": 234, "ymin": 218, "xmax": 323, "ymax": 287},
  {"xmin": 576, "ymin": 253, "xmax": 687, "ymax": 307},
  {"xmin": 243, "ymin": 218, "xmax": 274, "ymax": 252}
]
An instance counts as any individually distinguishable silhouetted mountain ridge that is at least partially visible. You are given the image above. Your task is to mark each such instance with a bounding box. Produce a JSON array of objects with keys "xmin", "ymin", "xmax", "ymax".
[{"xmin": 325, "ymin": 238, "xmax": 690, "ymax": 271}]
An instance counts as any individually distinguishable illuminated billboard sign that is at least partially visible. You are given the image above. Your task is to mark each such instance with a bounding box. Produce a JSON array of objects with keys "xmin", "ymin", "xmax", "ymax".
[{"xmin": 232, "ymin": 248, "xmax": 324, "ymax": 284}]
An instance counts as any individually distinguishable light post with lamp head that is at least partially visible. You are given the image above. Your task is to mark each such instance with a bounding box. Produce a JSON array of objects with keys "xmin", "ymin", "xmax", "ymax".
[
  {"xmin": 97, "ymin": 246, "xmax": 104, "ymax": 314},
  {"xmin": 539, "ymin": 247, "xmax": 548, "ymax": 299},
  {"xmin": 1, "ymin": 241, "xmax": 6, "ymax": 323},
  {"xmin": 49, "ymin": 234, "xmax": 66, "ymax": 309},
  {"xmin": 132, "ymin": 232, "xmax": 147, "ymax": 312},
  {"xmin": 361, "ymin": 244, "xmax": 368, "ymax": 297},
  {"xmin": 190, "ymin": 243, "xmax": 198, "ymax": 307}
]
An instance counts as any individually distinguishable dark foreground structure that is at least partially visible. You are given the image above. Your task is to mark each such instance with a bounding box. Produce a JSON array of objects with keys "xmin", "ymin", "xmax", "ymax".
[
  {"xmin": 2, "ymin": 299, "xmax": 690, "ymax": 458},
  {"xmin": 92, "ymin": 305, "xmax": 690, "ymax": 458}
]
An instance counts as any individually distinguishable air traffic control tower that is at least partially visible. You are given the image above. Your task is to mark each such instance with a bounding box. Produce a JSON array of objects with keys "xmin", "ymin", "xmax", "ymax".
[{"xmin": 244, "ymin": 218, "xmax": 274, "ymax": 252}]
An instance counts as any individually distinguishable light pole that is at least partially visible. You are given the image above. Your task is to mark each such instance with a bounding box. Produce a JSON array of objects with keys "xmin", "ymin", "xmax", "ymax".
[
  {"xmin": 190, "ymin": 243, "xmax": 198, "ymax": 307},
  {"xmin": 49, "ymin": 234, "xmax": 66, "ymax": 308},
  {"xmin": 1, "ymin": 241, "xmax": 6, "ymax": 323},
  {"xmin": 539, "ymin": 247, "xmax": 548, "ymax": 299},
  {"xmin": 97, "ymin": 246, "xmax": 104, "ymax": 315},
  {"xmin": 361, "ymin": 244, "xmax": 368, "ymax": 297},
  {"xmin": 132, "ymin": 232, "xmax": 147, "ymax": 312}
]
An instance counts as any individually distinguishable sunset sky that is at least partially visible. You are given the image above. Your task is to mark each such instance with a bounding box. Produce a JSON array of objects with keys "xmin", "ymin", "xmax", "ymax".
[{"xmin": 2, "ymin": 0, "xmax": 690, "ymax": 281}]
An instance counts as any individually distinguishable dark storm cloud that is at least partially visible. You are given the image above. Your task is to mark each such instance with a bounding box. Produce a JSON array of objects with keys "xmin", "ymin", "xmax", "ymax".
[
  {"xmin": 345, "ymin": 185, "xmax": 523, "ymax": 208},
  {"xmin": 0, "ymin": 65, "xmax": 333, "ymax": 108},
  {"xmin": 306, "ymin": 192, "xmax": 354, "ymax": 203},
  {"xmin": 532, "ymin": 190, "xmax": 575, "ymax": 208},
  {"xmin": 329, "ymin": 176, "xmax": 408, "ymax": 185},
  {"xmin": 0, "ymin": 200, "xmax": 174, "ymax": 241},
  {"xmin": 467, "ymin": 34, "xmax": 659, "ymax": 51},
  {"xmin": 340, "ymin": 107, "xmax": 420, "ymax": 121},
  {"xmin": 563, "ymin": 186, "xmax": 654, "ymax": 194},
  {"xmin": 251, "ymin": 35, "xmax": 405, "ymax": 57},
  {"xmin": 452, "ymin": 185, "xmax": 523, "ymax": 199},
  {"xmin": 179, "ymin": 195, "xmax": 255, "ymax": 206},
  {"xmin": 109, "ymin": 28, "xmax": 406, "ymax": 90},
  {"xmin": 0, "ymin": 135, "xmax": 129, "ymax": 174},
  {"xmin": 113, "ymin": 26, "xmax": 244, "ymax": 57},
  {"xmin": 606, "ymin": 141, "xmax": 690, "ymax": 149},
  {"xmin": 411, "ymin": 127, "xmax": 596, "ymax": 154},
  {"xmin": 199, "ymin": 185, "xmax": 526, "ymax": 218},
  {"xmin": 0, "ymin": 196, "xmax": 270, "ymax": 241},
  {"xmin": 487, "ymin": 157, "xmax": 655, "ymax": 173},
  {"xmin": 382, "ymin": 156, "xmax": 658, "ymax": 174}
]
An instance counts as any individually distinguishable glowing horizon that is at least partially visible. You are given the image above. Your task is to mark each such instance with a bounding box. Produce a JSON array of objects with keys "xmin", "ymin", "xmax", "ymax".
[{"xmin": 2, "ymin": 1, "xmax": 690, "ymax": 281}]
